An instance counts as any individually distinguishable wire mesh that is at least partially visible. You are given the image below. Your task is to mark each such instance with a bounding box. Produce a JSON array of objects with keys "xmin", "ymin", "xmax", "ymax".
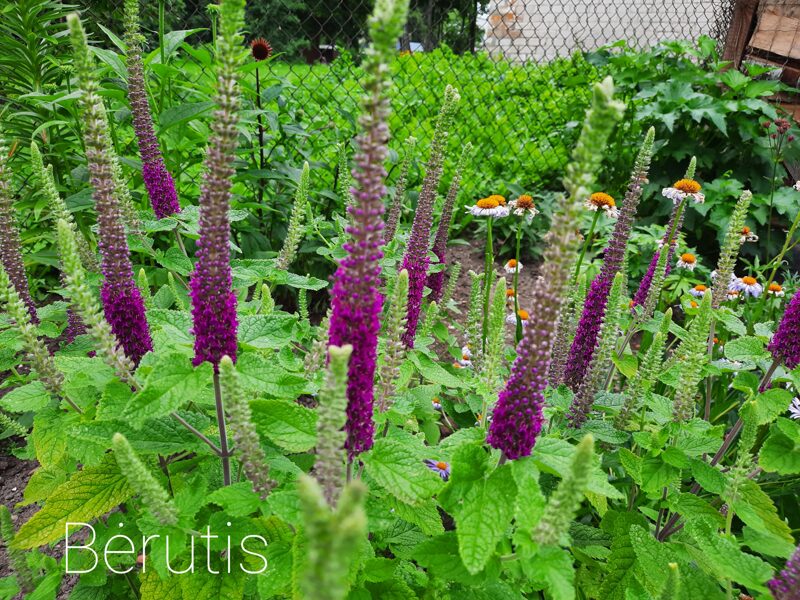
[{"xmin": 75, "ymin": 0, "xmax": 737, "ymax": 193}]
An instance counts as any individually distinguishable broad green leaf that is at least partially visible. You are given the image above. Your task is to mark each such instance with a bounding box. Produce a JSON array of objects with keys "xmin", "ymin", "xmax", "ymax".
[
  {"xmin": 598, "ymin": 512, "xmax": 645, "ymax": 600},
  {"xmin": 611, "ymin": 353, "xmax": 638, "ymax": 379},
  {"xmin": 250, "ymin": 399, "xmax": 317, "ymax": 452},
  {"xmin": 0, "ymin": 381, "xmax": 49, "ymax": 412},
  {"xmin": 361, "ymin": 438, "xmax": 444, "ymax": 506},
  {"xmin": 526, "ymin": 546, "xmax": 575, "ymax": 600},
  {"xmin": 456, "ymin": 465, "xmax": 516, "ymax": 574},
  {"xmin": 532, "ymin": 437, "xmax": 624, "ymax": 499},
  {"xmin": 408, "ymin": 351, "xmax": 467, "ymax": 388},
  {"xmin": 124, "ymin": 352, "xmax": 214, "ymax": 427},
  {"xmin": 760, "ymin": 418, "xmax": 800, "ymax": 474},
  {"xmin": 745, "ymin": 388, "xmax": 794, "ymax": 426},
  {"xmin": 207, "ymin": 482, "xmax": 261, "ymax": 517},
  {"xmin": 13, "ymin": 456, "xmax": 133, "ymax": 549},
  {"xmin": 147, "ymin": 310, "xmax": 194, "ymax": 346},
  {"xmin": 156, "ymin": 247, "xmax": 193, "ymax": 276},
  {"xmin": 685, "ymin": 519, "xmax": 772, "ymax": 591},
  {"xmin": 385, "ymin": 496, "xmax": 444, "ymax": 536},
  {"xmin": 159, "ymin": 101, "xmax": 215, "ymax": 131},
  {"xmin": 238, "ymin": 314, "xmax": 296, "ymax": 350},
  {"xmin": 32, "ymin": 409, "xmax": 75, "ymax": 468},
  {"xmin": 139, "ymin": 569, "xmax": 184, "ymax": 600},
  {"xmin": 725, "ymin": 478, "xmax": 794, "ymax": 545},
  {"xmin": 639, "ymin": 456, "xmax": 680, "ymax": 495},
  {"xmin": 724, "ymin": 336, "xmax": 769, "ymax": 367},
  {"xmin": 23, "ymin": 465, "xmax": 68, "ymax": 506},
  {"xmin": 630, "ymin": 525, "xmax": 678, "ymax": 597},
  {"xmin": 236, "ymin": 352, "xmax": 314, "ymax": 398},
  {"xmin": 413, "ymin": 532, "xmax": 498, "ymax": 585}
]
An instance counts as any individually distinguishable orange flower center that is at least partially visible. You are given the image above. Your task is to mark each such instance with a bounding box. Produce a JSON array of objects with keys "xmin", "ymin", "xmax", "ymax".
[
  {"xmin": 589, "ymin": 192, "xmax": 615, "ymax": 208},
  {"xmin": 487, "ymin": 194, "xmax": 506, "ymax": 206},
  {"xmin": 476, "ymin": 197, "xmax": 499, "ymax": 209},
  {"xmin": 435, "ymin": 461, "xmax": 448, "ymax": 470},
  {"xmin": 507, "ymin": 259, "xmax": 517, "ymax": 268},
  {"xmin": 769, "ymin": 283, "xmax": 782, "ymax": 292},
  {"xmin": 516, "ymin": 195, "xmax": 535, "ymax": 209},
  {"xmin": 694, "ymin": 284, "xmax": 707, "ymax": 292},
  {"xmin": 673, "ymin": 179, "xmax": 701, "ymax": 193},
  {"xmin": 690, "ymin": 300, "xmax": 698, "ymax": 308},
  {"xmin": 728, "ymin": 290, "xmax": 739, "ymax": 296},
  {"xmin": 453, "ymin": 362, "xmax": 461, "ymax": 369},
  {"xmin": 462, "ymin": 354, "xmax": 470, "ymax": 360},
  {"xmin": 506, "ymin": 288, "xmax": 515, "ymax": 297},
  {"xmin": 517, "ymin": 309, "xmax": 529, "ymax": 320},
  {"xmin": 432, "ymin": 397, "xmax": 439, "ymax": 404},
  {"xmin": 680, "ymin": 253, "xmax": 696, "ymax": 263},
  {"xmin": 741, "ymin": 226, "xmax": 751, "ymax": 235},
  {"xmin": 742, "ymin": 276, "xmax": 757, "ymax": 286}
]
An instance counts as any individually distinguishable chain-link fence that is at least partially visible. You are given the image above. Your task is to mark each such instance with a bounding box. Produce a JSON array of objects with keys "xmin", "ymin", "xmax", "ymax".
[{"xmin": 75, "ymin": 0, "xmax": 736, "ymax": 194}]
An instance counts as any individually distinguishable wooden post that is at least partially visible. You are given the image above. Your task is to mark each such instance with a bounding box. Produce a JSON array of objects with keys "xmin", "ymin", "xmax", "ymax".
[{"xmin": 721, "ymin": 0, "xmax": 760, "ymax": 67}]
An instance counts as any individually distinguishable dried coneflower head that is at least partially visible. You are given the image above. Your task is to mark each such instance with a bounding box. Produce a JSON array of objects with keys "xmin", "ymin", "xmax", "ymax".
[{"xmin": 251, "ymin": 37, "xmax": 273, "ymax": 61}]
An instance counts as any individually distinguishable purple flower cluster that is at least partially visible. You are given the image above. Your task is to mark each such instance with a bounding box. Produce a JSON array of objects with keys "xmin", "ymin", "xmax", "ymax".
[
  {"xmin": 328, "ymin": 94, "xmax": 387, "ymax": 461},
  {"xmin": 632, "ymin": 205, "xmax": 683, "ymax": 308},
  {"xmin": 768, "ymin": 543, "xmax": 800, "ymax": 600},
  {"xmin": 125, "ymin": 4, "xmax": 179, "ymax": 219},
  {"xmin": 562, "ymin": 141, "xmax": 651, "ymax": 391},
  {"xmin": 769, "ymin": 290, "xmax": 800, "ymax": 370},
  {"xmin": 0, "ymin": 136, "xmax": 38, "ymax": 324}
]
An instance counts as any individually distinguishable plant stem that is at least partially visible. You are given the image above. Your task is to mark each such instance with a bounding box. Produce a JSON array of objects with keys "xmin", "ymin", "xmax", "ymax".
[
  {"xmin": 170, "ymin": 411, "xmax": 222, "ymax": 456},
  {"xmin": 766, "ymin": 157, "xmax": 778, "ymax": 250},
  {"xmin": 213, "ymin": 372, "xmax": 231, "ymax": 486},
  {"xmin": 703, "ymin": 319, "xmax": 717, "ymax": 421},
  {"xmin": 573, "ymin": 210, "xmax": 600, "ymax": 282},
  {"xmin": 513, "ymin": 220, "xmax": 522, "ymax": 343},
  {"xmin": 482, "ymin": 216, "xmax": 494, "ymax": 353},
  {"xmin": 255, "ymin": 66, "xmax": 265, "ymax": 212},
  {"xmin": 158, "ymin": 0, "xmax": 167, "ymax": 114}
]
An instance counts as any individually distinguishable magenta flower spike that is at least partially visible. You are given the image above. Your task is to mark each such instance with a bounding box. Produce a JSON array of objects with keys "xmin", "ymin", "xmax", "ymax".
[
  {"xmin": 124, "ymin": 0, "xmax": 180, "ymax": 219},
  {"xmin": 68, "ymin": 15, "xmax": 152, "ymax": 365},
  {"xmin": 188, "ymin": 0, "xmax": 245, "ymax": 370},
  {"xmin": 769, "ymin": 290, "xmax": 800, "ymax": 370},
  {"xmin": 768, "ymin": 543, "xmax": 800, "ymax": 600},
  {"xmin": 632, "ymin": 204, "xmax": 684, "ymax": 308},
  {"xmin": 328, "ymin": 0, "xmax": 409, "ymax": 459},
  {"xmin": 487, "ymin": 79, "xmax": 625, "ymax": 459},
  {"xmin": 562, "ymin": 130, "xmax": 654, "ymax": 392}
]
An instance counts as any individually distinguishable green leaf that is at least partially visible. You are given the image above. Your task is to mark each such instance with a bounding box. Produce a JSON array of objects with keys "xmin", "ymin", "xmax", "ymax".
[
  {"xmin": 124, "ymin": 353, "xmax": 214, "ymax": 427},
  {"xmin": 159, "ymin": 101, "xmax": 214, "ymax": 131},
  {"xmin": 207, "ymin": 482, "xmax": 261, "ymax": 517},
  {"xmin": 527, "ymin": 546, "xmax": 575, "ymax": 600},
  {"xmin": 361, "ymin": 438, "xmax": 444, "ymax": 506},
  {"xmin": 639, "ymin": 456, "xmax": 680, "ymax": 495},
  {"xmin": 760, "ymin": 418, "xmax": 800, "ymax": 474},
  {"xmin": 532, "ymin": 437, "xmax": 624, "ymax": 500},
  {"xmin": 140, "ymin": 569, "xmax": 184, "ymax": 600},
  {"xmin": 724, "ymin": 336, "xmax": 769, "ymax": 367},
  {"xmin": 746, "ymin": 388, "xmax": 794, "ymax": 426},
  {"xmin": 685, "ymin": 519, "xmax": 772, "ymax": 592},
  {"xmin": 456, "ymin": 464, "xmax": 517, "ymax": 574},
  {"xmin": 413, "ymin": 532, "xmax": 497, "ymax": 585},
  {"xmin": 0, "ymin": 381, "xmax": 49, "ymax": 412},
  {"xmin": 385, "ymin": 496, "xmax": 444, "ymax": 536},
  {"xmin": 630, "ymin": 525, "xmax": 678, "ymax": 597},
  {"xmin": 408, "ymin": 351, "xmax": 467, "ymax": 388},
  {"xmin": 235, "ymin": 352, "xmax": 314, "ymax": 398},
  {"xmin": 147, "ymin": 310, "xmax": 194, "ymax": 346},
  {"xmin": 725, "ymin": 478, "xmax": 794, "ymax": 545},
  {"xmin": 250, "ymin": 399, "xmax": 317, "ymax": 452},
  {"xmin": 611, "ymin": 353, "xmax": 638, "ymax": 379},
  {"xmin": 13, "ymin": 456, "xmax": 133, "ymax": 549},
  {"xmin": 156, "ymin": 247, "xmax": 193, "ymax": 276},
  {"xmin": 238, "ymin": 314, "xmax": 296, "ymax": 350}
]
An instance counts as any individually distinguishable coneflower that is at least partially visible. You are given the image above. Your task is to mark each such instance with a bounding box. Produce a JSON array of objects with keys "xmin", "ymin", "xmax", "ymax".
[
  {"xmin": 427, "ymin": 142, "xmax": 470, "ymax": 301},
  {"xmin": 562, "ymin": 128, "xmax": 654, "ymax": 392},
  {"xmin": 400, "ymin": 85, "xmax": 460, "ymax": 348},
  {"xmin": 487, "ymin": 78, "xmax": 624, "ymax": 460},
  {"xmin": 68, "ymin": 14, "xmax": 152, "ymax": 365},
  {"xmin": 250, "ymin": 37, "xmax": 272, "ymax": 61},
  {"xmin": 328, "ymin": 0, "xmax": 409, "ymax": 460},
  {"xmin": 189, "ymin": 0, "xmax": 246, "ymax": 370},
  {"xmin": 0, "ymin": 128, "xmax": 37, "ymax": 323},
  {"xmin": 123, "ymin": 0, "xmax": 180, "ymax": 219}
]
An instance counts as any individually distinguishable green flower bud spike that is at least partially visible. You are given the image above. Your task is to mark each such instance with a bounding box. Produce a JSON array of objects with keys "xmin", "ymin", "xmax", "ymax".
[
  {"xmin": 304, "ymin": 310, "xmax": 331, "ymax": 374},
  {"xmin": 298, "ymin": 287, "xmax": 309, "ymax": 323},
  {"xmin": 259, "ymin": 283, "xmax": 275, "ymax": 315},
  {"xmin": 55, "ymin": 219, "xmax": 136, "ymax": 383},
  {"xmin": 276, "ymin": 161, "xmax": 310, "ymax": 270},
  {"xmin": 336, "ymin": 143, "xmax": 353, "ymax": 209},
  {"xmin": 672, "ymin": 291, "xmax": 713, "ymax": 422},
  {"xmin": 167, "ymin": 271, "xmax": 186, "ymax": 309},
  {"xmin": 533, "ymin": 434, "xmax": 595, "ymax": 546},
  {"xmin": 112, "ymin": 433, "xmax": 178, "ymax": 526},
  {"xmin": 616, "ymin": 308, "xmax": 672, "ymax": 429},
  {"xmin": 314, "ymin": 344, "xmax": 352, "ymax": 504},
  {"xmin": 136, "ymin": 268, "xmax": 153, "ymax": 309},
  {"xmin": 0, "ymin": 264, "xmax": 70, "ymax": 409},
  {"xmin": 376, "ymin": 269, "xmax": 409, "ymax": 412},
  {"xmin": 548, "ymin": 271, "xmax": 588, "ymax": 386},
  {"xmin": 465, "ymin": 270, "xmax": 484, "ymax": 369},
  {"xmin": 0, "ymin": 505, "xmax": 35, "ymax": 593},
  {"xmin": 481, "ymin": 277, "xmax": 508, "ymax": 400},
  {"xmin": 711, "ymin": 190, "xmax": 752, "ymax": 310},
  {"xmin": 219, "ymin": 355, "xmax": 275, "ymax": 499},
  {"xmin": 0, "ymin": 411, "xmax": 27, "ymax": 437},
  {"xmin": 384, "ymin": 136, "xmax": 417, "ymax": 243},
  {"xmin": 297, "ymin": 475, "xmax": 368, "ymax": 600},
  {"xmin": 439, "ymin": 262, "xmax": 461, "ymax": 310}
]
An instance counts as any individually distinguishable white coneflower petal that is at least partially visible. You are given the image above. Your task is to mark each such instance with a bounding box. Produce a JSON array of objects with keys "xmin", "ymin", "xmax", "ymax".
[
  {"xmin": 768, "ymin": 283, "xmax": 785, "ymax": 297},
  {"xmin": 689, "ymin": 284, "xmax": 709, "ymax": 298},
  {"xmin": 732, "ymin": 276, "xmax": 762, "ymax": 298},
  {"xmin": 503, "ymin": 259, "xmax": 523, "ymax": 274},
  {"xmin": 789, "ymin": 397, "xmax": 800, "ymax": 420},
  {"xmin": 662, "ymin": 179, "xmax": 704, "ymax": 205},
  {"xmin": 676, "ymin": 252, "xmax": 698, "ymax": 271}
]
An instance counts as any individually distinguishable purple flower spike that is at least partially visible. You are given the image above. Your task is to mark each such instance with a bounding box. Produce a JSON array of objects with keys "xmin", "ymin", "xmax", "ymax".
[
  {"xmin": 632, "ymin": 204, "xmax": 683, "ymax": 308},
  {"xmin": 768, "ymin": 543, "xmax": 800, "ymax": 600},
  {"xmin": 769, "ymin": 290, "xmax": 800, "ymax": 370},
  {"xmin": 562, "ymin": 133, "xmax": 653, "ymax": 392},
  {"xmin": 125, "ymin": 0, "xmax": 180, "ymax": 219},
  {"xmin": 423, "ymin": 459, "xmax": 451, "ymax": 481},
  {"xmin": 327, "ymin": 0, "xmax": 407, "ymax": 459}
]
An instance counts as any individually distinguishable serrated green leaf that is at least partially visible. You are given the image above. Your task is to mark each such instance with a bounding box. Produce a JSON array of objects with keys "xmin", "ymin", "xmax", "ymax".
[
  {"xmin": 725, "ymin": 478, "xmax": 794, "ymax": 545},
  {"xmin": 526, "ymin": 546, "xmax": 575, "ymax": 600},
  {"xmin": 0, "ymin": 381, "xmax": 50, "ymax": 412},
  {"xmin": 408, "ymin": 351, "xmax": 467, "ymax": 388},
  {"xmin": 724, "ymin": 336, "xmax": 769, "ymax": 366},
  {"xmin": 639, "ymin": 456, "xmax": 680, "ymax": 495},
  {"xmin": 124, "ymin": 353, "xmax": 214, "ymax": 428},
  {"xmin": 532, "ymin": 437, "xmax": 624, "ymax": 500},
  {"xmin": 139, "ymin": 569, "xmax": 184, "ymax": 600},
  {"xmin": 235, "ymin": 352, "xmax": 314, "ymax": 398},
  {"xmin": 385, "ymin": 496, "xmax": 444, "ymax": 536},
  {"xmin": 147, "ymin": 310, "xmax": 194, "ymax": 345},
  {"xmin": 250, "ymin": 399, "xmax": 317, "ymax": 452},
  {"xmin": 456, "ymin": 465, "xmax": 516, "ymax": 574},
  {"xmin": 238, "ymin": 314, "xmax": 296, "ymax": 349},
  {"xmin": 760, "ymin": 417, "xmax": 800, "ymax": 474},
  {"xmin": 362, "ymin": 438, "xmax": 444, "ymax": 506},
  {"xmin": 13, "ymin": 456, "xmax": 133, "ymax": 549},
  {"xmin": 207, "ymin": 482, "xmax": 261, "ymax": 517},
  {"xmin": 156, "ymin": 247, "xmax": 193, "ymax": 276}
]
